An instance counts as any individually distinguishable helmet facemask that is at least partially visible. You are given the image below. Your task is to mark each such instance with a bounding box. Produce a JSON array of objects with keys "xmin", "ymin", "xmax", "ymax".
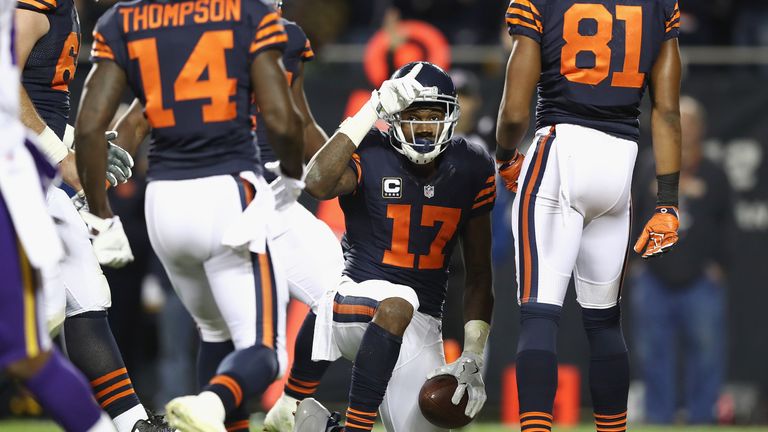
[{"xmin": 387, "ymin": 92, "xmax": 460, "ymax": 165}]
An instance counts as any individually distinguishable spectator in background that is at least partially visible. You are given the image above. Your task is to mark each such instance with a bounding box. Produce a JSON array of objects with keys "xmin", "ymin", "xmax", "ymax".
[{"xmin": 630, "ymin": 96, "xmax": 731, "ymax": 424}]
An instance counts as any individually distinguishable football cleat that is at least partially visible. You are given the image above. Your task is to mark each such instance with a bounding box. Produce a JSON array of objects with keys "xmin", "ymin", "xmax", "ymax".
[
  {"xmin": 292, "ymin": 398, "xmax": 342, "ymax": 432},
  {"xmin": 132, "ymin": 411, "xmax": 175, "ymax": 432},
  {"xmin": 165, "ymin": 392, "xmax": 226, "ymax": 432},
  {"xmin": 263, "ymin": 393, "xmax": 299, "ymax": 431}
]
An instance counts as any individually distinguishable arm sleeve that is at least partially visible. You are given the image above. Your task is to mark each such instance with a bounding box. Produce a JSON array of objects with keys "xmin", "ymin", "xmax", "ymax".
[
  {"xmin": 470, "ymin": 156, "xmax": 497, "ymax": 218},
  {"xmin": 664, "ymin": 0, "xmax": 681, "ymax": 40},
  {"xmin": 506, "ymin": 0, "xmax": 545, "ymax": 43},
  {"xmin": 248, "ymin": 8, "xmax": 287, "ymax": 60},
  {"xmin": 90, "ymin": 8, "xmax": 128, "ymax": 68}
]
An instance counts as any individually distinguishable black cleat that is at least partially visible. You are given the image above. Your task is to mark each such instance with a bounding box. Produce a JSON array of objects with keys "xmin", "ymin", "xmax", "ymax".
[{"xmin": 132, "ymin": 412, "xmax": 175, "ymax": 432}]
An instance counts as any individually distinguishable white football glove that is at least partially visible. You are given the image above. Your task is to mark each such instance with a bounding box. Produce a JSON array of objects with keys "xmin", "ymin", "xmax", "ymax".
[
  {"xmin": 265, "ymin": 161, "xmax": 305, "ymax": 212},
  {"xmin": 105, "ymin": 131, "xmax": 134, "ymax": 187},
  {"xmin": 71, "ymin": 190, "xmax": 88, "ymax": 212},
  {"xmin": 373, "ymin": 63, "xmax": 427, "ymax": 117},
  {"xmin": 79, "ymin": 211, "xmax": 134, "ymax": 268},
  {"xmin": 426, "ymin": 351, "xmax": 487, "ymax": 418}
]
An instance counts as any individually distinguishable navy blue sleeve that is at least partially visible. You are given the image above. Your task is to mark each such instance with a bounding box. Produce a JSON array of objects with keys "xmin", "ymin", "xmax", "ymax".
[
  {"xmin": 506, "ymin": 0, "xmax": 545, "ymax": 43},
  {"xmin": 664, "ymin": 0, "xmax": 680, "ymax": 40},
  {"xmin": 90, "ymin": 7, "xmax": 128, "ymax": 68}
]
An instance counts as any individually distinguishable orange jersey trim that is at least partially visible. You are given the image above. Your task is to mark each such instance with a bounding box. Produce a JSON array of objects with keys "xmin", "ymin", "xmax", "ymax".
[
  {"xmin": 472, "ymin": 194, "xmax": 496, "ymax": 210},
  {"xmin": 18, "ymin": 0, "xmax": 55, "ymax": 11},
  {"xmin": 511, "ymin": 0, "xmax": 540, "ymax": 18},
  {"xmin": 474, "ymin": 184, "xmax": 496, "ymax": 201},
  {"xmin": 256, "ymin": 23, "xmax": 284, "ymax": 39},
  {"xmin": 250, "ymin": 33, "xmax": 288, "ymax": 53},
  {"xmin": 506, "ymin": 16, "xmax": 542, "ymax": 33}
]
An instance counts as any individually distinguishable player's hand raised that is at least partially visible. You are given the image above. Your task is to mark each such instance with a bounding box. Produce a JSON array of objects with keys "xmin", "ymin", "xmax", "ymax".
[
  {"xmin": 105, "ymin": 131, "xmax": 134, "ymax": 187},
  {"xmin": 374, "ymin": 63, "xmax": 430, "ymax": 117},
  {"xmin": 497, "ymin": 150, "xmax": 525, "ymax": 193},
  {"xmin": 634, "ymin": 206, "xmax": 679, "ymax": 259},
  {"xmin": 426, "ymin": 351, "xmax": 487, "ymax": 418}
]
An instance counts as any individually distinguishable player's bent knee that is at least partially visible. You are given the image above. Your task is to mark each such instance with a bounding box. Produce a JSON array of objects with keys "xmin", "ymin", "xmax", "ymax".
[{"xmin": 373, "ymin": 297, "xmax": 415, "ymax": 337}]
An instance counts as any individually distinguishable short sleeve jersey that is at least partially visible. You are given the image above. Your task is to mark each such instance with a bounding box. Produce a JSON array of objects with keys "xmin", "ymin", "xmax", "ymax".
[
  {"xmin": 18, "ymin": 0, "xmax": 80, "ymax": 139},
  {"xmin": 339, "ymin": 131, "xmax": 496, "ymax": 317},
  {"xmin": 254, "ymin": 18, "xmax": 314, "ymax": 181},
  {"xmin": 506, "ymin": 0, "xmax": 680, "ymax": 141},
  {"xmin": 91, "ymin": 0, "xmax": 287, "ymax": 181}
]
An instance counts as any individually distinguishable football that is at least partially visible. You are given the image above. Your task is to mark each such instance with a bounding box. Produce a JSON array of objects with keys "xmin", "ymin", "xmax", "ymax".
[{"xmin": 418, "ymin": 375, "xmax": 472, "ymax": 429}]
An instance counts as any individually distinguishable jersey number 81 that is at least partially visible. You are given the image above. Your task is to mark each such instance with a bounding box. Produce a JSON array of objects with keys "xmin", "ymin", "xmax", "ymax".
[{"xmin": 561, "ymin": 3, "xmax": 645, "ymax": 89}]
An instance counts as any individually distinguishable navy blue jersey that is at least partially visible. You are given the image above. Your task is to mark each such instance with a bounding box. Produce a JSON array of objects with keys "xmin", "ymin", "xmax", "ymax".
[
  {"xmin": 91, "ymin": 0, "xmax": 287, "ymax": 181},
  {"xmin": 18, "ymin": 0, "xmax": 80, "ymax": 139},
  {"xmin": 339, "ymin": 131, "xmax": 496, "ymax": 317},
  {"xmin": 506, "ymin": 0, "xmax": 680, "ymax": 141},
  {"xmin": 254, "ymin": 18, "xmax": 313, "ymax": 181}
]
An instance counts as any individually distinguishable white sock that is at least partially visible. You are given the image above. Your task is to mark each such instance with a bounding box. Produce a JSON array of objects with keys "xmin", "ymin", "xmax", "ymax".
[
  {"xmin": 198, "ymin": 391, "xmax": 226, "ymax": 421},
  {"xmin": 88, "ymin": 412, "xmax": 118, "ymax": 432},
  {"xmin": 112, "ymin": 404, "xmax": 148, "ymax": 432}
]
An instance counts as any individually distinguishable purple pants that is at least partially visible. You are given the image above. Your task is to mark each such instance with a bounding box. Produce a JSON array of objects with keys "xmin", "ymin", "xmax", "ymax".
[{"xmin": 0, "ymin": 189, "xmax": 49, "ymax": 368}]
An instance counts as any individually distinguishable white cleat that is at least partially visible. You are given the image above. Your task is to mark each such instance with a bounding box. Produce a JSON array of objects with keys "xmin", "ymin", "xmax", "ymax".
[
  {"xmin": 165, "ymin": 392, "xmax": 226, "ymax": 432},
  {"xmin": 264, "ymin": 393, "xmax": 299, "ymax": 431},
  {"xmin": 292, "ymin": 398, "xmax": 340, "ymax": 432}
]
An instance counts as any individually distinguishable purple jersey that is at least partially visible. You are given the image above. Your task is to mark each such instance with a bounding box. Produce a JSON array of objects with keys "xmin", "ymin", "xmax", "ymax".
[
  {"xmin": 506, "ymin": 0, "xmax": 680, "ymax": 141},
  {"xmin": 340, "ymin": 131, "xmax": 496, "ymax": 317},
  {"xmin": 91, "ymin": 0, "xmax": 287, "ymax": 181}
]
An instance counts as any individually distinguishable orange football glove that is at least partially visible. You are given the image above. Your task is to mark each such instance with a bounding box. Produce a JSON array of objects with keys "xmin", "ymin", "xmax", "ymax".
[
  {"xmin": 633, "ymin": 206, "xmax": 680, "ymax": 259},
  {"xmin": 497, "ymin": 151, "xmax": 525, "ymax": 193}
]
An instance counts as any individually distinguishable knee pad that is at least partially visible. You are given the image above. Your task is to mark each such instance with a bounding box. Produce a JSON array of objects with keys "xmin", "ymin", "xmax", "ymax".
[{"xmin": 518, "ymin": 303, "xmax": 562, "ymax": 353}]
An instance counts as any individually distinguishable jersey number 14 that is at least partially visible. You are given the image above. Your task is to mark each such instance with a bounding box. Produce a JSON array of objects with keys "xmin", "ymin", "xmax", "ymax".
[
  {"xmin": 561, "ymin": 3, "xmax": 646, "ymax": 88},
  {"xmin": 127, "ymin": 30, "xmax": 236, "ymax": 128}
]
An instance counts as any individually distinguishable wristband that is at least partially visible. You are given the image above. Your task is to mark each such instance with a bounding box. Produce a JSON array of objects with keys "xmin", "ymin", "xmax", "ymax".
[
  {"xmin": 656, "ymin": 172, "xmax": 680, "ymax": 207},
  {"xmin": 63, "ymin": 124, "xmax": 75, "ymax": 149},
  {"xmin": 337, "ymin": 91, "xmax": 379, "ymax": 147},
  {"xmin": 37, "ymin": 126, "xmax": 68, "ymax": 164},
  {"xmin": 463, "ymin": 320, "xmax": 490, "ymax": 356}
]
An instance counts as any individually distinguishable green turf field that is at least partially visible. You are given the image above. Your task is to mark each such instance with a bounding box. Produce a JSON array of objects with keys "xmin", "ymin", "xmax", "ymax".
[{"xmin": 2, "ymin": 420, "xmax": 767, "ymax": 432}]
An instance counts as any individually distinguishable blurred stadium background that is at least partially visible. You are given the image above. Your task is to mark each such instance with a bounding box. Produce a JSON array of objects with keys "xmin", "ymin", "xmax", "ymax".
[{"xmin": 3, "ymin": 0, "xmax": 768, "ymax": 430}]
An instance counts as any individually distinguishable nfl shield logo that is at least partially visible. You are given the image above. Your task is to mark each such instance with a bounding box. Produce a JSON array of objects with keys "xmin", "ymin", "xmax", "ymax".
[{"xmin": 424, "ymin": 185, "xmax": 435, "ymax": 198}]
